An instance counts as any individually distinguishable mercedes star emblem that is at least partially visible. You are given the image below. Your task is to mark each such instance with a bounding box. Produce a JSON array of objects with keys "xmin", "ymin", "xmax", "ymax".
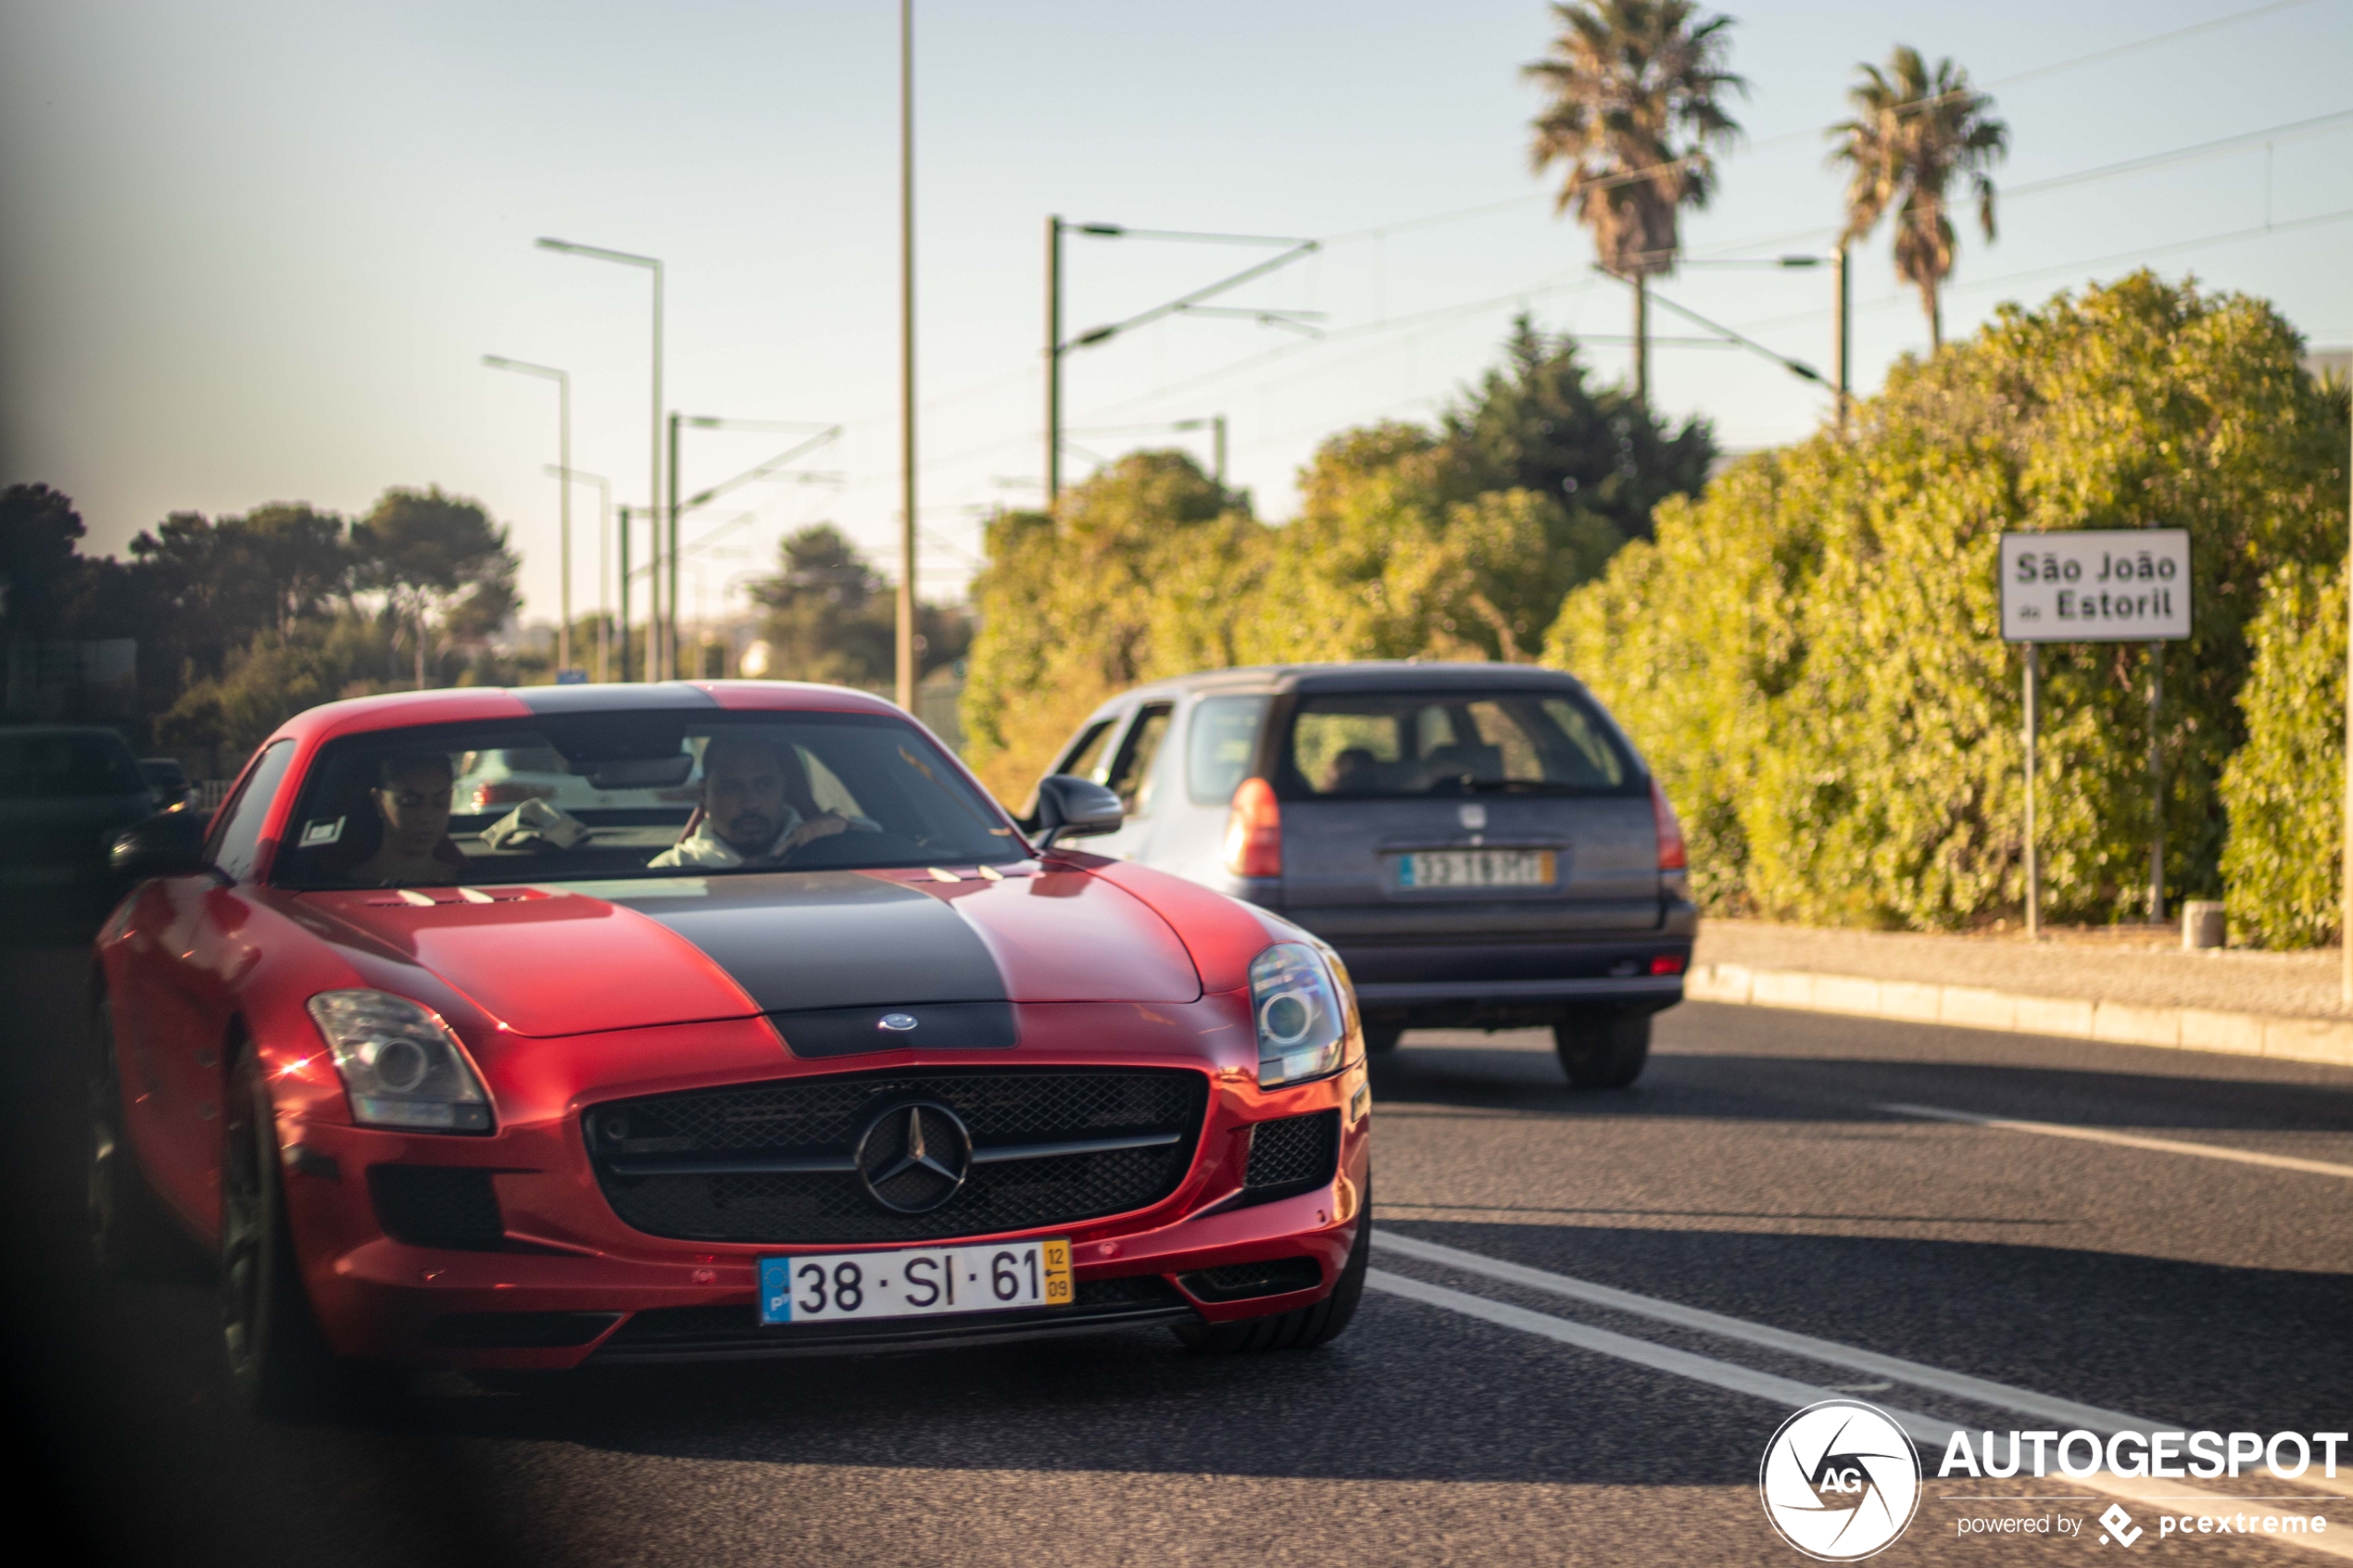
[{"xmin": 852, "ymin": 1100, "xmax": 973, "ymax": 1213}]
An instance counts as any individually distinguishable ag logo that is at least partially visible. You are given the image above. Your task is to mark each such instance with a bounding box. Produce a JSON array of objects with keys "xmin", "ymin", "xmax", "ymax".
[{"xmin": 1759, "ymin": 1400, "xmax": 1922, "ymax": 1561}]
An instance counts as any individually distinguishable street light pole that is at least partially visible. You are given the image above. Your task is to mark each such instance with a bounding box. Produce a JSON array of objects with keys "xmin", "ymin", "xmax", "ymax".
[
  {"xmin": 1833, "ymin": 245, "xmax": 1852, "ymax": 438},
  {"xmin": 897, "ymin": 0, "xmax": 918, "ymax": 714},
  {"xmin": 536, "ymin": 237, "xmax": 663, "ymax": 674},
  {"xmin": 617, "ymin": 504, "xmax": 634, "ymax": 683},
  {"xmin": 668, "ymin": 412, "xmax": 683, "ymax": 683},
  {"xmin": 482, "ymin": 356, "xmax": 572, "ymax": 675}
]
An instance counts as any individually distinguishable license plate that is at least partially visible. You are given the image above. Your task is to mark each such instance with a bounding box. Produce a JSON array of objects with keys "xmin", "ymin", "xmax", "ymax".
[
  {"xmin": 757, "ymin": 1238, "xmax": 1073, "ymax": 1326},
  {"xmin": 1396, "ymin": 848, "xmax": 1556, "ymax": 890}
]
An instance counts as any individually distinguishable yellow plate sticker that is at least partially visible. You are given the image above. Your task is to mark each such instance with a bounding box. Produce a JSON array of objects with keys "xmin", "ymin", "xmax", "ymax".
[{"xmin": 1042, "ymin": 1239, "xmax": 1074, "ymax": 1306}]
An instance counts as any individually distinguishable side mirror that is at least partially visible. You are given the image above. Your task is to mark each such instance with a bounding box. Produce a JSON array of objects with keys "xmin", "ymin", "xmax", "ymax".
[
  {"xmin": 1032, "ymin": 774, "xmax": 1123, "ymax": 850},
  {"xmin": 110, "ymin": 812, "xmax": 209, "ymax": 882}
]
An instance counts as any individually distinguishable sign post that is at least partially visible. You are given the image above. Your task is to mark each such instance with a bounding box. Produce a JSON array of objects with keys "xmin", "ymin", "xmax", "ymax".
[{"xmin": 1999, "ymin": 529, "xmax": 2193, "ymax": 937}]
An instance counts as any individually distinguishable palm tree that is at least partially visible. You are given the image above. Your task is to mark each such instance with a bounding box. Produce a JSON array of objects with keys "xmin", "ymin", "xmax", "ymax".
[
  {"xmin": 1525, "ymin": 0, "xmax": 1744, "ymax": 408},
  {"xmin": 1831, "ymin": 46, "xmax": 2008, "ymax": 353}
]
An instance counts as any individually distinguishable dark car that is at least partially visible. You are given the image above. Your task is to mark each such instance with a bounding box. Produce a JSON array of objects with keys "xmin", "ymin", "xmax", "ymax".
[
  {"xmin": 137, "ymin": 756, "xmax": 194, "ymax": 809},
  {"xmin": 1029, "ymin": 663, "xmax": 1694, "ymax": 1087},
  {"xmin": 0, "ymin": 725, "xmax": 160, "ymax": 926},
  {"xmin": 94, "ymin": 682, "xmax": 1371, "ymax": 1412}
]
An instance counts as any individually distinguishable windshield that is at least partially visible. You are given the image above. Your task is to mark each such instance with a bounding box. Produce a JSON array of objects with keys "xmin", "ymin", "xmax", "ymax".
[
  {"xmin": 1281, "ymin": 689, "xmax": 1635, "ymax": 799},
  {"xmin": 273, "ymin": 711, "xmax": 1023, "ymax": 889},
  {"xmin": 0, "ymin": 731, "xmax": 145, "ymax": 799}
]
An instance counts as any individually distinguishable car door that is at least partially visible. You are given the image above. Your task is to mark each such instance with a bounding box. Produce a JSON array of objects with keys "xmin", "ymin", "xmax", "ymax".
[
  {"xmin": 1080, "ymin": 702, "xmax": 1173, "ymax": 862},
  {"xmin": 131, "ymin": 739, "xmax": 293, "ymax": 1229}
]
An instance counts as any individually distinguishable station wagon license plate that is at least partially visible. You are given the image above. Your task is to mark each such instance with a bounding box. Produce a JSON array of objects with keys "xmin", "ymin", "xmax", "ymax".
[
  {"xmin": 1396, "ymin": 848, "xmax": 1556, "ymax": 890},
  {"xmin": 757, "ymin": 1238, "xmax": 1073, "ymax": 1325}
]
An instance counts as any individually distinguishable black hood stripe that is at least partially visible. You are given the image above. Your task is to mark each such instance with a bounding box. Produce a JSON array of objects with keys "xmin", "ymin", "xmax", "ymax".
[{"xmin": 609, "ymin": 871, "xmax": 1008, "ymax": 1016}]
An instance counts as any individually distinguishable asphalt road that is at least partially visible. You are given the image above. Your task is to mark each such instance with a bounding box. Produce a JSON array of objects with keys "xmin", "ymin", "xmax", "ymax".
[{"xmin": 6, "ymin": 939, "xmax": 2350, "ymax": 1567}]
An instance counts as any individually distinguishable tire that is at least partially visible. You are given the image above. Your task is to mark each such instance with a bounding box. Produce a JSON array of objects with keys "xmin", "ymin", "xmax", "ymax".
[
  {"xmin": 1554, "ymin": 1010, "xmax": 1650, "ymax": 1089},
  {"xmin": 220, "ymin": 1045, "xmax": 383, "ymax": 1417},
  {"xmin": 1361, "ymin": 1024, "xmax": 1403, "ymax": 1056},
  {"xmin": 89, "ymin": 996, "xmax": 175, "ymax": 1274},
  {"xmin": 1176, "ymin": 1179, "xmax": 1371, "ymax": 1353}
]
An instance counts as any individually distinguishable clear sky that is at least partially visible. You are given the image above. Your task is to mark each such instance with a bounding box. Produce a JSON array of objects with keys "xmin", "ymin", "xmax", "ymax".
[{"xmin": 4, "ymin": 0, "xmax": 2348, "ymax": 634}]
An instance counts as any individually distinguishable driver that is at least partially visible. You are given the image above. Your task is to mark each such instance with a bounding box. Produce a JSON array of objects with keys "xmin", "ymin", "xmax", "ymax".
[
  {"xmin": 648, "ymin": 733, "xmax": 848, "ymax": 869},
  {"xmin": 345, "ymin": 752, "xmax": 467, "ymax": 885}
]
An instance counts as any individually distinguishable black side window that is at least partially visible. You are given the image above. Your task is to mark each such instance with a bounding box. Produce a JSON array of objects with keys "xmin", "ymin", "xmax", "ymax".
[
  {"xmin": 208, "ymin": 740, "xmax": 296, "ymax": 883},
  {"xmin": 1056, "ymin": 719, "xmax": 1120, "ymax": 784},
  {"xmin": 1104, "ymin": 704, "xmax": 1174, "ymax": 816}
]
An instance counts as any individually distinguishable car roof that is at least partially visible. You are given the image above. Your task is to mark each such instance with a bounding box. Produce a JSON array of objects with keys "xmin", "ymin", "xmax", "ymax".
[
  {"xmin": 262, "ymin": 681, "xmax": 911, "ymax": 751},
  {"xmin": 1106, "ymin": 661, "xmax": 1595, "ymax": 705}
]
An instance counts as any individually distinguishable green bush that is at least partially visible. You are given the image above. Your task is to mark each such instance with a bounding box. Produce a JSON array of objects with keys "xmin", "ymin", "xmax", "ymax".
[
  {"xmin": 1549, "ymin": 272, "xmax": 2347, "ymax": 929},
  {"xmin": 2220, "ymin": 559, "xmax": 2346, "ymax": 947}
]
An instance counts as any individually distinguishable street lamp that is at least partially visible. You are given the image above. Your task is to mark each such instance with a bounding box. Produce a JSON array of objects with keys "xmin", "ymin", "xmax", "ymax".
[
  {"xmin": 1045, "ymin": 220, "xmax": 1317, "ymax": 505},
  {"xmin": 545, "ymin": 464, "xmax": 610, "ymax": 681},
  {"xmin": 482, "ymin": 356, "xmax": 573, "ymax": 676},
  {"xmin": 536, "ymin": 236, "xmax": 666, "ymax": 673}
]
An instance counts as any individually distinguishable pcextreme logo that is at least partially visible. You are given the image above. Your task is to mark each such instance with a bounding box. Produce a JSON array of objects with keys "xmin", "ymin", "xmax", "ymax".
[{"xmin": 1760, "ymin": 1400, "xmax": 1924, "ymax": 1561}]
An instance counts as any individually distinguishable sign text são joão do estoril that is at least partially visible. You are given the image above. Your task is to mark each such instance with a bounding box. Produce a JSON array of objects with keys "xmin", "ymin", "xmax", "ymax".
[{"xmin": 1999, "ymin": 529, "xmax": 2192, "ymax": 644}]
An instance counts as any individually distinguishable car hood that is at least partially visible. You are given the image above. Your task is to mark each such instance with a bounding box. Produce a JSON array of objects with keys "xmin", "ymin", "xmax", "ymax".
[{"xmin": 295, "ymin": 865, "xmax": 1202, "ymax": 1038}]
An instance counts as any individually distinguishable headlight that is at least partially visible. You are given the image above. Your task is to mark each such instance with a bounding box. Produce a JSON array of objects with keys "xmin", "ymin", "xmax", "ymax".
[
  {"xmin": 306, "ymin": 991, "xmax": 493, "ymax": 1133},
  {"xmin": 1250, "ymin": 942, "xmax": 1353, "ymax": 1086}
]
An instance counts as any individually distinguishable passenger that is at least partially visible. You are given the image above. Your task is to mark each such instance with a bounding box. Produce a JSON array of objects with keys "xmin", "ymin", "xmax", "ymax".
[
  {"xmin": 649, "ymin": 733, "xmax": 848, "ymax": 869},
  {"xmin": 344, "ymin": 752, "xmax": 467, "ymax": 885},
  {"xmin": 1324, "ymin": 747, "xmax": 1379, "ymax": 794}
]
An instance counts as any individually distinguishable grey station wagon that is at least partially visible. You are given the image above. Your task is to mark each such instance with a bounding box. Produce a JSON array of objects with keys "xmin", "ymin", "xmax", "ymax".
[{"xmin": 1029, "ymin": 662, "xmax": 1695, "ymax": 1087}]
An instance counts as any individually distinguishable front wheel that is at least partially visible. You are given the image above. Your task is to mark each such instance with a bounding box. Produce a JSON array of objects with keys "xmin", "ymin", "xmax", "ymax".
[
  {"xmin": 1176, "ymin": 1179, "xmax": 1370, "ymax": 1353},
  {"xmin": 1554, "ymin": 1011, "xmax": 1650, "ymax": 1089},
  {"xmin": 220, "ymin": 1045, "xmax": 378, "ymax": 1416}
]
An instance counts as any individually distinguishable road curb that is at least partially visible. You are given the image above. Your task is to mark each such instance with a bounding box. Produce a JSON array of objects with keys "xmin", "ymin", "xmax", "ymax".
[{"xmin": 1687, "ymin": 962, "xmax": 2353, "ymax": 1069}]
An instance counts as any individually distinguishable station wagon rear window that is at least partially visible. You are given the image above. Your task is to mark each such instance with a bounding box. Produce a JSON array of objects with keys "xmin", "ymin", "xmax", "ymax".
[{"xmin": 1281, "ymin": 690, "xmax": 1634, "ymax": 799}]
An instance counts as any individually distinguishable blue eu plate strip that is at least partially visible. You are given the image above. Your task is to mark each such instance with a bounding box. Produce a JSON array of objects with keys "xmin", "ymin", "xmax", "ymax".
[{"xmin": 759, "ymin": 1257, "xmax": 793, "ymax": 1323}]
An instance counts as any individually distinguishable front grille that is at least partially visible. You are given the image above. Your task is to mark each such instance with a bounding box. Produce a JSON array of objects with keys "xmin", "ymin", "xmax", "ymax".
[
  {"xmin": 599, "ymin": 1274, "xmax": 1192, "ymax": 1359},
  {"xmin": 370, "ymin": 1165, "xmax": 504, "ymax": 1250},
  {"xmin": 1243, "ymin": 1110, "xmax": 1340, "ymax": 1194},
  {"xmin": 585, "ymin": 1068, "xmax": 1209, "ymax": 1244},
  {"xmin": 1181, "ymin": 1256, "xmax": 1325, "ymax": 1302}
]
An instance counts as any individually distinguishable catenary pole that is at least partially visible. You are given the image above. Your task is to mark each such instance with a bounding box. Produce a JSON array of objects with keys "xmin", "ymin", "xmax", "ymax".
[
  {"xmin": 1833, "ymin": 245, "xmax": 1851, "ymax": 438},
  {"xmin": 1045, "ymin": 215, "xmax": 1063, "ymax": 508},
  {"xmin": 617, "ymin": 506, "xmax": 633, "ymax": 684},
  {"xmin": 667, "ymin": 412, "xmax": 682, "ymax": 683},
  {"xmin": 895, "ymin": 0, "xmax": 917, "ymax": 714}
]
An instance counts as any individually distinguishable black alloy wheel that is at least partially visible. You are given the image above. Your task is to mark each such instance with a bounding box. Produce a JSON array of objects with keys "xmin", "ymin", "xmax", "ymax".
[
  {"xmin": 220, "ymin": 1042, "xmax": 372, "ymax": 1416},
  {"xmin": 89, "ymin": 994, "xmax": 172, "ymax": 1273},
  {"xmin": 1554, "ymin": 1010, "xmax": 1650, "ymax": 1089},
  {"xmin": 1176, "ymin": 1176, "xmax": 1370, "ymax": 1353}
]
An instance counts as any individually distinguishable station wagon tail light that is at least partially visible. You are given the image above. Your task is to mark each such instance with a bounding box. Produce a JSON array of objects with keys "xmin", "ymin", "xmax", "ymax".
[
  {"xmin": 306, "ymin": 991, "xmax": 493, "ymax": 1133},
  {"xmin": 1648, "ymin": 775, "xmax": 1687, "ymax": 872},
  {"xmin": 1224, "ymin": 776, "xmax": 1282, "ymax": 878}
]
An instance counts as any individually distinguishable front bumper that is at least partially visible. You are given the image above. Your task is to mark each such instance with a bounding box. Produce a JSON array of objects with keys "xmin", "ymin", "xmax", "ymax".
[{"xmin": 270, "ymin": 1005, "xmax": 1372, "ymax": 1369}]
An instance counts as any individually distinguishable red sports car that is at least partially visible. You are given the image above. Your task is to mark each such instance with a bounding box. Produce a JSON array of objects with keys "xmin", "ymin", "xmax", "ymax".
[{"xmin": 93, "ymin": 683, "xmax": 1371, "ymax": 1411}]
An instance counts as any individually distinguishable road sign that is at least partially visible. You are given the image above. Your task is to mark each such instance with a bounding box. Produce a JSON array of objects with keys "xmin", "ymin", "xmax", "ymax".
[{"xmin": 1999, "ymin": 529, "xmax": 2191, "ymax": 643}]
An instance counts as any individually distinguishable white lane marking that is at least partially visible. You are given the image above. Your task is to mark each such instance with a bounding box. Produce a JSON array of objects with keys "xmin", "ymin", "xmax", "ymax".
[
  {"xmin": 1366, "ymin": 1265, "xmax": 2353, "ymax": 1555},
  {"xmin": 1364, "ymin": 1267, "xmax": 1957, "ymax": 1446},
  {"xmin": 1879, "ymin": 1102, "xmax": 2353, "ymax": 1181},
  {"xmin": 1376, "ymin": 1229, "xmax": 2148, "ymax": 1436}
]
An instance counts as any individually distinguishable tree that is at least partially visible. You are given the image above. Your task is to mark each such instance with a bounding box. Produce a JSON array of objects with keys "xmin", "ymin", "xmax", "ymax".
[
  {"xmin": 1548, "ymin": 272, "xmax": 2343, "ymax": 929},
  {"xmin": 1525, "ymin": 0, "xmax": 1744, "ymax": 406},
  {"xmin": 0, "ymin": 483, "xmax": 89, "ymax": 641},
  {"xmin": 1831, "ymin": 45, "xmax": 2008, "ymax": 352},
  {"xmin": 1440, "ymin": 316, "xmax": 1715, "ymax": 546},
  {"xmin": 349, "ymin": 487, "xmax": 516, "ymax": 689},
  {"xmin": 748, "ymin": 524, "xmax": 970, "ymax": 689}
]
